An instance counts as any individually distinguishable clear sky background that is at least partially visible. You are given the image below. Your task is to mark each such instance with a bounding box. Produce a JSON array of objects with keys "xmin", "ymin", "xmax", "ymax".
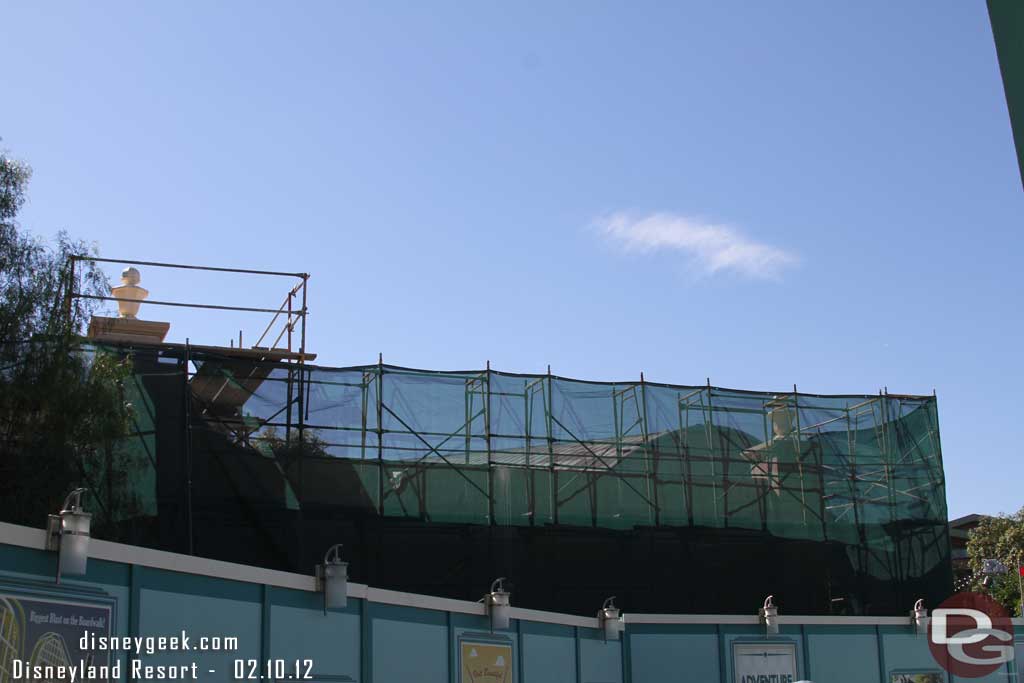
[{"xmin": 3, "ymin": 1, "xmax": 1022, "ymax": 520}]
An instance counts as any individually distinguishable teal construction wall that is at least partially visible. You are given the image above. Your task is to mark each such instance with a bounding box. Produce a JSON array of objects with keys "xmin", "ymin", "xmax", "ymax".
[{"xmin": 0, "ymin": 538, "xmax": 1016, "ymax": 683}]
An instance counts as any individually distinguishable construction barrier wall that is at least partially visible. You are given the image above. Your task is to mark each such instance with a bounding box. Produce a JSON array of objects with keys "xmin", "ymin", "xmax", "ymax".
[{"xmin": 0, "ymin": 523, "xmax": 1006, "ymax": 683}]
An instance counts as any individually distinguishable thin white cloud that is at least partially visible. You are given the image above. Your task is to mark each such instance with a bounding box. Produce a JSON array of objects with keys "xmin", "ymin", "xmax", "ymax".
[{"xmin": 595, "ymin": 212, "xmax": 798, "ymax": 280}]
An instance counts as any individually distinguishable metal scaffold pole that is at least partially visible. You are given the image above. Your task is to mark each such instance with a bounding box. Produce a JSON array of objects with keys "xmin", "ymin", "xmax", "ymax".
[
  {"xmin": 639, "ymin": 372, "xmax": 656, "ymax": 527},
  {"xmin": 485, "ymin": 361, "xmax": 493, "ymax": 525},
  {"xmin": 377, "ymin": 353, "xmax": 384, "ymax": 517},
  {"xmin": 184, "ymin": 338, "xmax": 194, "ymax": 556},
  {"xmin": 546, "ymin": 365, "xmax": 557, "ymax": 526}
]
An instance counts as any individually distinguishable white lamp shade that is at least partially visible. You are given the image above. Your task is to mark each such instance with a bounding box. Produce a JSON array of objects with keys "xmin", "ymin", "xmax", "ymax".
[
  {"xmin": 760, "ymin": 596, "xmax": 779, "ymax": 635},
  {"xmin": 488, "ymin": 590, "xmax": 511, "ymax": 630},
  {"xmin": 59, "ymin": 511, "xmax": 91, "ymax": 577},
  {"xmin": 490, "ymin": 603, "xmax": 510, "ymax": 631},
  {"xmin": 324, "ymin": 561, "xmax": 348, "ymax": 609},
  {"xmin": 600, "ymin": 606, "xmax": 622, "ymax": 641}
]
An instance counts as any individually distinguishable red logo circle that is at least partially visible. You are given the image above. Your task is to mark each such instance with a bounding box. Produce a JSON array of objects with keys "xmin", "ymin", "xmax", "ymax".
[{"xmin": 928, "ymin": 591, "xmax": 1015, "ymax": 678}]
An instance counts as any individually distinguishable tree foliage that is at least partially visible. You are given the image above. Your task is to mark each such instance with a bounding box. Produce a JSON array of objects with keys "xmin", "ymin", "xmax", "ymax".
[
  {"xmin": 0, "ymin": 144, "xmax": 137, "ymax": 534},
  {"xmin": 966, "ymin": 508, "xmax": 1024, "ymax": 616}
]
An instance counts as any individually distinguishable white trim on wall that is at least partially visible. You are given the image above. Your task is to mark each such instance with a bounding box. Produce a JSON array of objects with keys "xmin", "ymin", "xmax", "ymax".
[
  {"xmin": 624, "ymin": 614, "xmax": 760, "ymax": 625},
  {"xmin": 509, "ymin": 606, "xmax": 598, "ymax": 629},
  {"xmin": 0, "ymin": 521, "xmax": 45, "ymax": 550},
  {"xmin": 365, "ymin": 587, "xmax": 485, "ymax": 616},
  {"xmin": 779, "ymin": 615, "xmax": 909, "ymax": 626},
  {"xmin": 622, "ymin": 613, "xmax": 927, "ymax": 626}
]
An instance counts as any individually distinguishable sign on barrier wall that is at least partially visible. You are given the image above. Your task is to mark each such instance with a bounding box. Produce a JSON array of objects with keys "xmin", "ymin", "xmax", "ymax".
[
  {"xmin": 459, "ymin": 634, "xmax": 512, "ymax": 683},
  {"xmin": 0, "ymin": 590, "xmax": 113, "ymax": 683},
  {"xmin": 733, "ymin": 641, "xmax": 797, "ymax": 683}
]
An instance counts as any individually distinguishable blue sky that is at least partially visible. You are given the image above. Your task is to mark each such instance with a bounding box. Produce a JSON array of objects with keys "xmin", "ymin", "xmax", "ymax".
[{"xmin": 3, "ymin": 1, "xmax": 1022, "ymax": 520}]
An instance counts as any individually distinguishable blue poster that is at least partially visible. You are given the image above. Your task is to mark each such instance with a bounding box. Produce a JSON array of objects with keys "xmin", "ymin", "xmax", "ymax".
[{"xmin": 0, "ymin": 592, "xmax": 113, "ymax": 683}]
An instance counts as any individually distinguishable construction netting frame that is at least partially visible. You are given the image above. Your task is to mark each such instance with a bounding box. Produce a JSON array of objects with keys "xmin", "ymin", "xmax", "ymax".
[
  {"xmin": 83, "ymin": 339, "xmax": 946, "ymax": 593},
  {"xmin": 101, "ymin": 344, "xmax": 950, "ymax": 589}
]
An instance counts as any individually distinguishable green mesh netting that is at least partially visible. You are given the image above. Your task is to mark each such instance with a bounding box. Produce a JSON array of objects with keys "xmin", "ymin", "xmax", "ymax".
[{"xmin": 107, "ymin": 346, "xmax": 948, "ymax": 588}]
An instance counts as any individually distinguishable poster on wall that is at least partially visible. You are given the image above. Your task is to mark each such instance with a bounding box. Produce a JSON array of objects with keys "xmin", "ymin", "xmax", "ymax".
[
  {"xmin": 0, "ymin": 591, "xmax": 113, "ymax": 683},
  {"xmin": 733, "ymin": 642, "xmax": 798, "ymax": 683},
  {"xmin": 459, "ymin": 635, "xmax": 512, "ymax": 683},
  {"xmin": 890, "ymin": 673, "xmax": 943, "ymax": 683}
]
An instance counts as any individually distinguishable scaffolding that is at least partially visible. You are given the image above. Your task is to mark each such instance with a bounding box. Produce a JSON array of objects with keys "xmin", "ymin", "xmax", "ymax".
[
  {"xmin": 67, "ymin": 254, "xmax": 313, "ymax": 444},
  {"xmin": 0, "ymin": 254, "xmax": 948, "ymax": 613},
  {"xmin": 68, "ymin": 256, "xmax": 315, "ymax": 554},
  {"xmin": 99, "ymin": 346, "xmax": 949, "ymax": 588}
]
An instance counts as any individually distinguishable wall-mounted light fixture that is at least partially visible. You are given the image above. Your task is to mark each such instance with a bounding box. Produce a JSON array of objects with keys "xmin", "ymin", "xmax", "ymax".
[
  {"xmin": 315, "ymin": 544, "xmax": 348, "ymax": 613},
  {"xmin": 598, "ymin": 597, "xmax": 623, "ymax": 641},
  {"xmin": 759, "ymin": 595, "xmax": 779, "ymax": 635},
  {"xmin": 911, "ymin": 598, "xmax": 928, "ymax": 635},
  {"xmin": 45, "ymin": 489, "xmax": 91, "ymax": 584},
  {"xmin": 485, "ymin": 578, "xmax": 511, "ymax": 631}
]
